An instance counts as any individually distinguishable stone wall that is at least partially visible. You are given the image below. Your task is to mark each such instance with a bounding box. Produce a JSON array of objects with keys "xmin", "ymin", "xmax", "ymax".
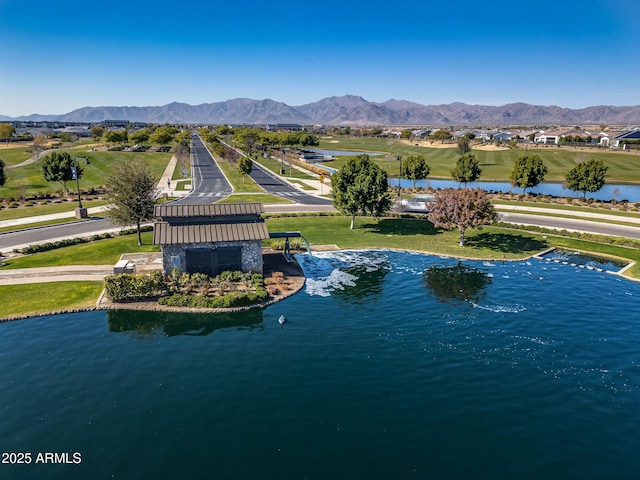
[{"xmin": 161, "ymin": 241, "xmax": 264, "ymax": 274}]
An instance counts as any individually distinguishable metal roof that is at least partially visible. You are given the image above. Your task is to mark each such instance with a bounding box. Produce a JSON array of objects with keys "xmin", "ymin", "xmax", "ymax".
[
  {"xmin": 154, "ymin": 202, "xmax": 264, "ymax": 219},
  {"xmin": 154, "ymin": 221, "xmax": 269, "ymax": 245}
]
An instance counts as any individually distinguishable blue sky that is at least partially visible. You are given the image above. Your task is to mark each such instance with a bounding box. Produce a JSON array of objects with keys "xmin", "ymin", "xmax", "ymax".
[{"xmin": 1, "ymin": 0, "xmax": 638, "ymax": 117}]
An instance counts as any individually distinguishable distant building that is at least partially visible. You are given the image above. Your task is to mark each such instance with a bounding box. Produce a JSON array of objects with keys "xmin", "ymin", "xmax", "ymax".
[
  {"xmin": 55, "ymin": 126, "xmax": 92, "ymax": 137},
  {"xmin": 153, "ymin": 203, "xmax": 269, "ymax": 275},
  {"xmin": 613, "ymin": 130, "xmax": 640, "ymax": 148},
  {"xmin": 102, "ymin": 120, "xmax": 130, "ymax": 128}
]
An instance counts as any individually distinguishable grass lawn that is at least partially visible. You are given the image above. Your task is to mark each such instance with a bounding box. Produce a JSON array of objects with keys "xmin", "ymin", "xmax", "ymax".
[
  {"xmin": 1, "ymin": 150, "xmax": 172, "ymax": 200},
  {"xmin": 217, "ymin": 193, "xmax": 294, "ymax": 204},
  {"xmin": 0, "ymin": 146, "xmax": 32, "ymax": 166},
  {"xmin": 2, "ymin": 231, "xmax": 159, "ymax": 269},
  {"xmin": 318, "ymin": 137, "xmax": 640, "ymax": 183},
  {"xmin": 255, "ymin": 156, "xmax": 316, "ymax": 180},
  {"xmin": 265, "ymin": 215, "xmax": 550, "ymax": 260},
  {"xmin": 0, "ymin": 282, "xmax": 104, "ymax": 319},
  {"xmin": 0, "ymin": 199, "xmax": 107, "ymax": 221},
  {"xmin": 216, "ymin": 160, "xmax": 264, "ymax": 193}
]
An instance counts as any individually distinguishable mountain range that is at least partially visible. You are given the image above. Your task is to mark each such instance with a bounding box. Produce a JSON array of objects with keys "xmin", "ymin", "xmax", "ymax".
[{"xmin": 3, "ymin": 96, "xmax": 640, "ymax": 126}]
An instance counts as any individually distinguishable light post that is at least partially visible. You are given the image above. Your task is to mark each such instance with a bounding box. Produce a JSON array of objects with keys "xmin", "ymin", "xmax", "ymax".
[
  {"xmin": 72, "ymin": 157, "xmax": 88, "ymax": 218},
  {"xmin": 397, "ymin": 154, "xmax": 403, "ymax": 197},
  {"xmin": 280, "ymin": 147, "xmax": 286, "ymax": 175}
]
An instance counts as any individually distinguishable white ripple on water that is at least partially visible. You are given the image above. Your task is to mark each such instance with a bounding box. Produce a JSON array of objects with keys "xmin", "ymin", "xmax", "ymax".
[
  {"xmin": 304, "ymin": 270, "xmax": 357, "ymax": 297},
  {"xmin": 470, "ymin": 302, "xmax": 526, "ymax": 313},
  {"xmin": 296, "ymin": 250, "xmax": 390, "ymax": 297}
]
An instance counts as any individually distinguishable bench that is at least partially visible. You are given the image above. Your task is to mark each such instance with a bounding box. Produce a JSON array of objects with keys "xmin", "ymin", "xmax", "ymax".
[{"xmin": 114, "ymin": 259, "xmax": 130, "ymax": 274}]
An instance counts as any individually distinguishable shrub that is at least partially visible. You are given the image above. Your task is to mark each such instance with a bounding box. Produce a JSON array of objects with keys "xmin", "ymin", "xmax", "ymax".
[
  {"xmin": 104, "ymin": 272, "xmax": 166, "ymax": 302},
  {"xmin": 158, "ymin": 288, "xmax": 268, "ymax": 309}
]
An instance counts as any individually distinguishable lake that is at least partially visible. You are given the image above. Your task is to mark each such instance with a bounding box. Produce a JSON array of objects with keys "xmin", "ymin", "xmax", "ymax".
[
  {"xmin": 1, "ymin": 250, "xmax": 639, "ymax": 479},
  {"xmin": 390, "ymin": 178, "xmax": 640, "ymax": 203},
  {"xmin": 308, "ymin": 148, "xmax": 640, "ymax": 202}
]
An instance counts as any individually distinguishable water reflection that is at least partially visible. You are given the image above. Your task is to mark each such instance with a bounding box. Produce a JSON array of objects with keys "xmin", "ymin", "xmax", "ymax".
[
  {"xmin": 332, "ymin": 260, "xmax": 391, "ymax": 303},
  {"xmin": 107, "ymin": 308, "xmax": 264, "ymax": 336},
  {"xmin": 424, "ymin": 262, "xmax": 492, "ymax": 304}
]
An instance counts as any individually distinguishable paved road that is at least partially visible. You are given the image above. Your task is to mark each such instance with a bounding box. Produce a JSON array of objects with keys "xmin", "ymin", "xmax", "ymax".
[
  {"xmin": 247, "ymin": 161, "xmax": 332, "ymax": 205},
  {"xmin": 176, "ymin": 134, "xmax": 232, "ymax": 204},
  {"xmin": 0, "ymin": 217, "xmax": 119, "ymax": 252},
  {"xmin": 498, "ymin": 212, "xmax": 640, "ymax": 240}
]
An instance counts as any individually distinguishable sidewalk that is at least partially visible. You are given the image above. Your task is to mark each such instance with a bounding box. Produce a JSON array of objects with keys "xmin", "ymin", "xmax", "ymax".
[
  {"xmin": 494, "ymin": 204, "xmax": 640, "ymax": 225},
  {"xmin": 0, "ymin": 265, "xmax": 114, "ymax": 285}
]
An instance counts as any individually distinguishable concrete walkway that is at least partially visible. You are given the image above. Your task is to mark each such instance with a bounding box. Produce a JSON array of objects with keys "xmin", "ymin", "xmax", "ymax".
[
  {"xmin": 494, "ymin": 204, "xmax": 640, "ymax": 225},
  {"xmin": 0, "ymin": 265, "xmax": 114, "ymax": 285}
]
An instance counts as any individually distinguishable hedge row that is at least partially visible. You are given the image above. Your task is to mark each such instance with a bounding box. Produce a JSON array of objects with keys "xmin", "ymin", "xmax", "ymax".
[
  {"xmin": 496, "ymin": 222, "xmax": 640, "ymax": 249},
  {"xmin": 104, "ymin": 271, "xmax": 166, "ymax": 302},
  {"xmin": 158, "ymin": 287, "xmax": 268, "ymax": 309},
  {"xmin": 20, "ymin": 226, "xmax": 153, "ymax": 254}
]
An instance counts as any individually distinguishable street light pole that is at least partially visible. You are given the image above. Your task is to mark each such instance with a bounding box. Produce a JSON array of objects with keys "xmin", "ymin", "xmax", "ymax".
[
  {"xmin": 397, "ymin": 154, "xmax": 403, "ymax": 197},
  {"xmin": 72, "ymin": 157, "xmax": 88, "ymax": 218},
  {"xmin": 73, "ymin": 157, "xmax": 83, "ymax": 209}
]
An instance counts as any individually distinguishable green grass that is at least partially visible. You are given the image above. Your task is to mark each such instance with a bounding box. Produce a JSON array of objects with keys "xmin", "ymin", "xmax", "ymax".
[
  {"xmin": 255, "ymin": 156, "xmax": 316, "ymax": 180},
  {"xmin": 0, "ymin": 146, "xmax": 32, "ymax": 166},
  {"xmin": 172, "ymin": 160, "xmax": 190, "ymax": 180},
  {"xmin": 216, "ymin": 160, "xmax": 264, "ymax": 193},
  {"xmin": 287, "ymin": 179, "xmax": 316, "ymax": 190},
  {"xmin": 174, "ymin": 180, "xmax": 191, "ymax": 191},
  {"xmin": 0, "ymin": 282, "xmax": 104, "ymax": 319},
  {"xmin": 2, "ymin": 231, "xmax": 159, "ymax": 269},
  {"xmin": 1, "ymin": 150, "xmax": 172, "ymax": 200},
  {"xmin": 264, "ymin": 216, "xmax": 548, "ymax": 259},
  {"xmin": 318, "ymin": 137, "xmax": 640, "ymax": 183},
  {"xmin": 0, "ymin": 199, "xmax": 107, "ymax": 221},
  {"xmin": 217, "ymin": 193, "xmax": 294, "ymax": 204}
]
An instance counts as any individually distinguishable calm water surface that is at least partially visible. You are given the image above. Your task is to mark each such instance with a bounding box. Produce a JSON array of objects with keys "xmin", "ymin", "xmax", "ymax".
[{"xmin": 1, "ymin": 250, "xmax": 639, "ymax": 479}]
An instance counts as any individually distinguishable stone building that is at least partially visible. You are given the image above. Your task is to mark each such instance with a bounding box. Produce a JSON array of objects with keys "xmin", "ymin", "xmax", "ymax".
[{"xmin": 153, "ymin": 203, "xmax": 269, "ymax": 275}]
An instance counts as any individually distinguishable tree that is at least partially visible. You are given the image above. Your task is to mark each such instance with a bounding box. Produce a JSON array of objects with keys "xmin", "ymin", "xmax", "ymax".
[
  {"xmin": 32, "ymin": 134, "xmax": 48, "ymax": 169},
  {"xmin": 238, "ymin": 156, "xmax": 253, "ymax": 183},
  {"xmin": 103, "ymin": 129, "xmax": 128, "ymax": 145},
  {"xmin": 430, "ymin": 129, "xmax": 452, "ymax": 142},
  {"xmin": 151, "ymin": 126, "xmax": 177, "ymax": 147},
  {"xmin": 331, "ymin": 154, "xmax": 392, "ymax": 230},
  {"xmin": 0, "ymin": 123, "xmax": 15, "ymax": 143},
  {"xmin": 41, "ymin": 151, "xmax": 82, "ymax": 194},
  {"xmin": 456, "ymin": 136, "xmax": 471, "ymax": 155},
  {"xmin": 509, "ymin": 154, "xmax": 548, "ymax": 194},
  {"xmin": 427, "ymin": 188, "xmax": 497, "ymax": 246},
  {"xmin": 401, "ymin": 154, "xmax": 430, "ymax": 188},
  {"xmin": 0, "ymin": 158, "xmax": 6, "ymax": 187},
  {"xmin": 565, "ymin": 159, "xmax": 608, "ymax": 199},
  {"xmin": 130, "ymin": 128, "xmax": 151, "ymax": 144},
  {"xmin": 90, "ymin": 125, "xmax": 105, "ymax": 139},
  {"xmin": 104, "ymin": 158, "xmax": 159, "ymax": 246},
  {"xmin": 451, "ymin": 153, "xmax": 482, "ymax": 188}
]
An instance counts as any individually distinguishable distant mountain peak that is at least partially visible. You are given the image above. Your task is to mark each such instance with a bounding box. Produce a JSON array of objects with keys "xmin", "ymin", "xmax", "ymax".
[{"xmin": 4, "ymin": 97, "xmax": 640, "ymax": 125}]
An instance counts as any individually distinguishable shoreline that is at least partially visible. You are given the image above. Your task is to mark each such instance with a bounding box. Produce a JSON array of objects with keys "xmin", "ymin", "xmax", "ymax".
[{"xmin": 1, "ymin": 245, "xmax": 636, "ymax": 323}]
